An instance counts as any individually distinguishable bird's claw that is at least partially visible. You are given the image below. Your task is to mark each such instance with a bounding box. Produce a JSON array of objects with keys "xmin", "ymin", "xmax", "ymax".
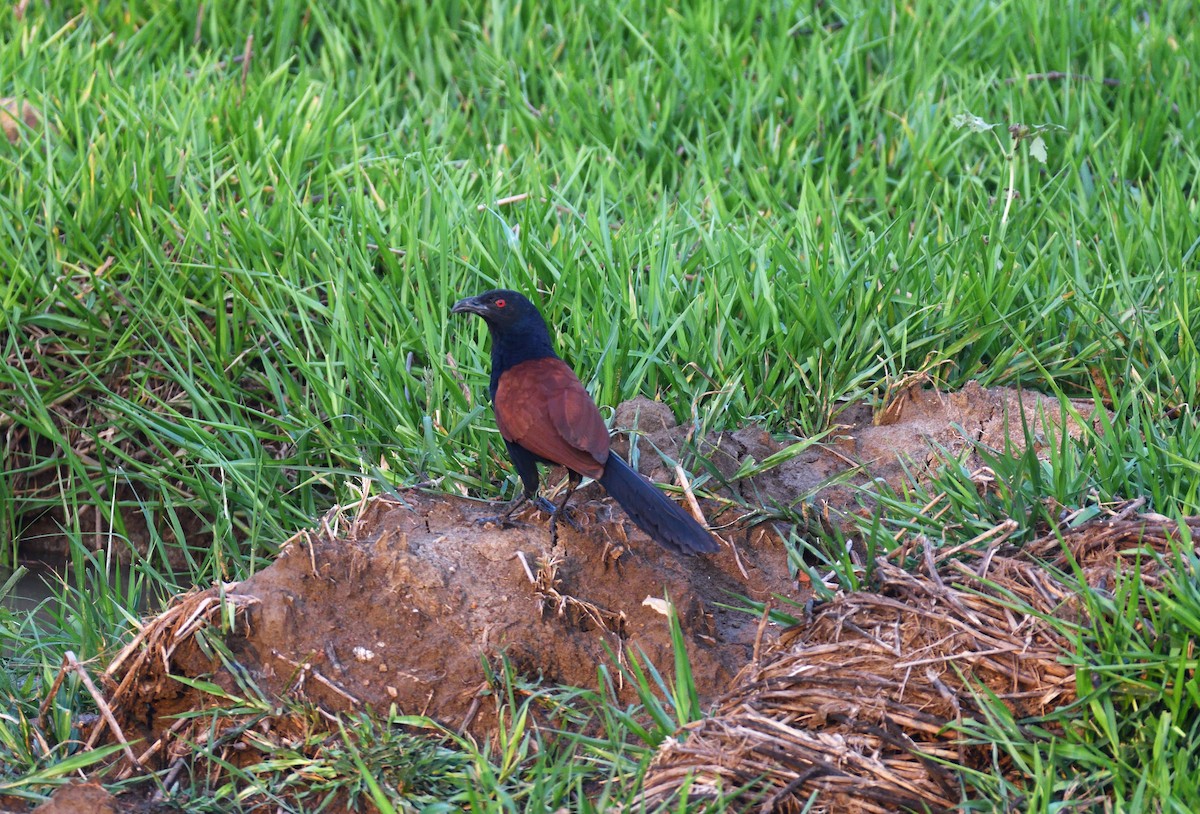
[
  {"xmin": 476, "ymin": 514, "xmax": 523, "ymax": 530},
  {"xmin": 478, "ymin": 494, "xmax": 584, "ymax": 546},
  {"xmin": 556, "ymin": 507, "xmax": 584, "ymax": 532},
  {"xmin": 530, "ymin": 496, "xmax": 583, "ymax": 532},
  {"xmin": 547, "ymin": 503, "xmax": 585, "ymax": 548}
]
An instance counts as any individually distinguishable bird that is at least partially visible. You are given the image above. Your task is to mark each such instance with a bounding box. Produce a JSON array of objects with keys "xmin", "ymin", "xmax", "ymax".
[{"xmin": 451, "ymin": 289, "xmax": 720, "ymax": 556}]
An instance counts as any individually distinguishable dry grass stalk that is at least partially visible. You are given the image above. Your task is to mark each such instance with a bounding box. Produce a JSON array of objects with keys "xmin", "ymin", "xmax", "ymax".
[
  {"xmin": 102, "ymin": 586, "xmax": 261, "ymax": 773},
  {"xmin": 639, "ymin": 502, "xmax": 1200, "ymax": 813},
  {"xmin": 533, "ymin": 547, "xmax": 628, "ymax": 638}
]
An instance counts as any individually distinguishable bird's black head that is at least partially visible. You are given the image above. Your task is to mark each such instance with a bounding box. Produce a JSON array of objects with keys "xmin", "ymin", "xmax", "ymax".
[
  {"xmin": 451, "ymin": 289, "xmax": 557, "ymax": 380},
  {"xmin": 450, "ymin": 289, "xmax": 538, "ymax": 328}
]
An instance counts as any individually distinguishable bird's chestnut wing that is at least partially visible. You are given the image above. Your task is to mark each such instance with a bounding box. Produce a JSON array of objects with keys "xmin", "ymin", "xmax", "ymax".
[{"xmin": 494, "ymin": 358, "xmax": 609, "ymax": 479}]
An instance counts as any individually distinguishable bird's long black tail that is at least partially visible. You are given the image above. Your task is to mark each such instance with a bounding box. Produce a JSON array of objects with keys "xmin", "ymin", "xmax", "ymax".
[{"xmin": 598, "ymin": 454, "xmax": 720, "ymax": 556}]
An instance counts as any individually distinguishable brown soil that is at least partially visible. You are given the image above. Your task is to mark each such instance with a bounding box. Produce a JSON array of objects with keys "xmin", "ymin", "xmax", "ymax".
[
  {"xmin": 620, "ymin": 381, "xmax": 1102, "ymax": 526},
  {"xmin": 109, "ymin": 489, "xmax": 792, "ymax": 749},
  {"xmin": 16, "ymin": 782, "xmax": 176, "ymax": 814}
]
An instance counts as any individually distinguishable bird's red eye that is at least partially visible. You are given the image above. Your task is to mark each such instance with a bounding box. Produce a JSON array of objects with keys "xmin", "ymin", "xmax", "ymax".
[{"xmin": 495, "ymin": 298, "xmax": 506, "ymax": 308}]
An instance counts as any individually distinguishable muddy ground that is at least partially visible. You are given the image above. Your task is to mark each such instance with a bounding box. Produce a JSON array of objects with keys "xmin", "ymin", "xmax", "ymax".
[
  {"xmin": 195, "ymin": 489, "xmax": 787, "ymax": 729},
  {"xmin": 619, "ymin": 380, "xmax": 1101, "ymax": 528}
]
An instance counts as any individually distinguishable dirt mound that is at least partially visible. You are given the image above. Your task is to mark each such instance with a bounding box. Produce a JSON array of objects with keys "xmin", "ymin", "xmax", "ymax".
[
  {"xmin": 106, "ymin": 489, "xmax": 793, "ymax": 755},
  {"xmin": 31, "ymin": 783, "xmax": 117, "ymax": 814},
  {"xmin": 638, "ymin": 504, "xmax": 1200, "ymax": 813},
  {"xmin": 618, "ymin": 381, "xmax": 1103, "ymax": 523}
]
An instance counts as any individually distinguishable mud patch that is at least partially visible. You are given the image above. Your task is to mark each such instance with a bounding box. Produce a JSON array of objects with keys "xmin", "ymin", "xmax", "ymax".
[
  {"xmin": 62, "ymin": 383, "xmax": 1131, "ymax": 810},
  {"xmin": 107, "ymin": 489, "xmax": 793, "ymax": 753},
  {"xmin": 19, "ymin": 782, "xmax": 175, "ymax": 814},
  {"xmin": 30, "ymin": 783, "xmax": 117, "ymax": 814},
  {"xmin": 617, "ymin": 381, "xmax": 1103, "ymax": 524}
]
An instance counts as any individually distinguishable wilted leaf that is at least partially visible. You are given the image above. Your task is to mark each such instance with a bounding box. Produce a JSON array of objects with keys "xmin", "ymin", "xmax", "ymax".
[
  {"xmin": 951, "ymin": 113, "xmax": 997, "ymax": 133},
  {"xmin": 1029, "ymin": 135, "xmax": 1048, "ymax": 164}
]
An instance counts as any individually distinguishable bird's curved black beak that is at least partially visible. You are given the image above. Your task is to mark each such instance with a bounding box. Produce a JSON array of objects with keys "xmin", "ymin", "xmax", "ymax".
[{"xmin": 451, "ymin": 296, "xmax": 488, "ymax": 316}]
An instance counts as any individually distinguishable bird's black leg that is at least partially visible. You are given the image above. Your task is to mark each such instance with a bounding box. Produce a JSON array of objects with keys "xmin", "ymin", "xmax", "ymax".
[
  {"xmin": 477, "ymin": 441, "xmax": 547, "ymax": 528},
  {"xmin": 497, "ymin": 491, "xmax": 531, "ymax": 522},
  {"xmin": 548, "ymin": 471, "xmax": 584, "ymax": 546}
]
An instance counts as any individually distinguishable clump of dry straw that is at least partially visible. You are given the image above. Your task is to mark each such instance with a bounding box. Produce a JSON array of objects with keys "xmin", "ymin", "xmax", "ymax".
[{"xmin": 639, "ymin": 501, "xmax": 1199, "ymax": 812}]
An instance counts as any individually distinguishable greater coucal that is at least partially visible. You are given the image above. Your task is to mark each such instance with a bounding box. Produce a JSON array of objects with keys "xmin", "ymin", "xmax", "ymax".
[{"xmin": 451, "ymin": 289, "xmax": 719, "ymax": 556}]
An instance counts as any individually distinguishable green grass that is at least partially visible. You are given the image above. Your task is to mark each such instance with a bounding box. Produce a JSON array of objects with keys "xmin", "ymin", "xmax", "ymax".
[{"xmin": 1, "ymin": 0, "xmax": 1198, "ymax": 810}]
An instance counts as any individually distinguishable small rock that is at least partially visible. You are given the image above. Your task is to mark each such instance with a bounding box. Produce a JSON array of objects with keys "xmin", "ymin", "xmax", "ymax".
[{"xmin": 33, "ymin": 782, "xmax": 116, "ymax": 814}]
